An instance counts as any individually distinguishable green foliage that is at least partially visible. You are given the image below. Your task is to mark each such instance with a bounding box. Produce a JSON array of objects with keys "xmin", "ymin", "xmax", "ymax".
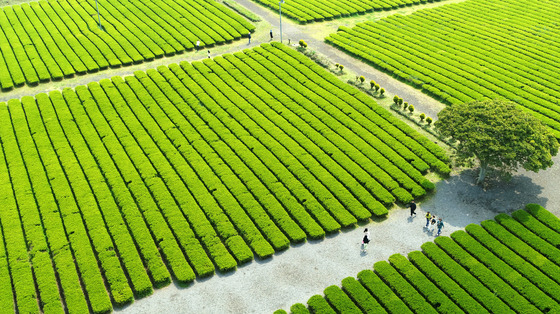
[
  {"xmin": 426, "ymin": 117, "xmax": 433, "ymax": 125},
  {"xmin": 419, "ymin": 113, "xmax": 425, "ymax": 121},
  {"xmin": 326, "ymin": 1, "xmax": 560, "ymax": 137},
  {"xmin": 299, "ymin": 39, "xmax": 308, "ymax": 48},
  {"xmin": 398, "ymin": 98, "xmax": 403, "ymax": 106},
  {"xmin": 374, "ymin": 84, "xmax": 380, "ymax": 92},
  {"xmin": 324, "ymin": 285, "xmax": 361, "ymax": 313},
  {"xmin": 290, "ymin": 303, "xmax": 310, "ymax": 313},
  {"xmin": 282, "ymin": 206, "xmax": 560, "ymax": 314},
  {"xmin": 1, "ymin": 43, "xmax": 452, "ymax": 312},
  {"xmin": 359, "ymin": 76, "xmax": 365, "ymax": 83},
  {"xmin": 370, "ymin": 80, "xmax": 376, "ymax": 89},
  {"xmin": 380, "ymin": 88, "xmax": 385, "ymax": 96},
  {"xmin": 0, "ymin": 0, "xmax": 255, "ymax": 90},
  {"xmin": 339, "ymin": 64, "xmax": 345, "ymax": 72},
  {"xmin": 403, "ymin": 102, "xmax": 409, "ymax": 110},
  {"xmin": 393, "ymin": 95, "xmax": 400, "ymax": 105},
  {"xmin": 435, "ymin": 99, "xmax": 559, "ymax": 184},
  {"xmin": 408, "ymin": 105, "xmax": 415, "ymax": 113}
]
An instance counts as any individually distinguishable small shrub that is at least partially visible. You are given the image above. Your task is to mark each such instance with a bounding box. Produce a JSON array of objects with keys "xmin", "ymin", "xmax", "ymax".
[
  {"xmin": 393, "ymin": 95, "xmax": 399, "ymax": 105},
  {"xmin": 408, "ymin": 105, "xmax": 415, "ymax": 113},
  {"xmin": 370, "ymin": 80, "xmax": 376, "ymax": 89},
  {"xmin": 403, "ymin": 102, "xmax": 409, "ymax": 110},
  {"xmin": 339, "ymin": 64, "xmax": 344, "ymax": 72},
  {"xmin": 335, "ymin": 63, "xmax": 339, "ymax": 68},
  {"xmin": 359, "ymin": 76, "xmax": 365, "ymax": 84},
  {"xmin": 374, "ymin": 84, "xmax": 380, "ymax": 92},
  {"xmin": 426, "ymin": 117, "xmax": 433, "ymax": 125},
  {"xmin": 380, "ymin": 88, "xmax": 385, "ymax": 96},
  {"xmin": 299, "ymin": 40, "xmax": 307, "ymax": 48},
  {"xmin": 398, "ymin": 98, "xmax": 403, "ymax": 106},
  {"xmin": 420, "ymin": 113, "xmax": 426, "ymax": 121}
]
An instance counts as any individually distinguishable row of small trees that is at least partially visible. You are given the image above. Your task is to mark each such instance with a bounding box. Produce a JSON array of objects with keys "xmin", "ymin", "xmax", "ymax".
[{"xmin": 393, "ymin": 95, "xmax": 432, "ymax": 125}]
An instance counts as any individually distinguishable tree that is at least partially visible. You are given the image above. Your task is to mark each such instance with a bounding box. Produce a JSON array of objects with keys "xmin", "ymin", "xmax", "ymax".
[
  {"xmin": 393, "ymin": 95, "xmax": 400, "ymax": 105},
  {"xmin": 435, "ymin": 99, "xmax": 559, "ymax": 185}
]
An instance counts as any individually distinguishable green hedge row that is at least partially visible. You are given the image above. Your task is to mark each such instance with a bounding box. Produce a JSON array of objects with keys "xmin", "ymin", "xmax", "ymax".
[
  {"xmin": 252, "ymin": 0, "xmax": 435, "ymax": 24},
  {"xmin": 450, "ymin": 230, "xmax": 558, "ymax": 312},
  {"xmin": 254, "ymin": 46, "xmax": 426, "ymax": 202},
  {"xmin": 435, "ymin": 236, "xmax": 538, "ymax": 313},
  {"xmin": 269, "ymin": 43, "xmax": 450, "ymax": 175},
  {"xmin": 525, "ymin": 204, "xmax": 560, "ymax": 235},
  {"xmin": 102, "ymin": 77, "xmax": 220, "ymax": 276},
  {"xmin": 122, "ymin": 73, "xmax": 244, "ymax": 271},
  {"xmin": 465, "ymin": 224, "xmax": 560, "ymax": 303},
  {"xmin": 324, "ymin": 285, "xmax": 361, "ymax": 313},
  {"xmin": 480, "ymin": 220, "xmax": 560, "ymax": 286},
  {"xmin": 374, "ymin": 260, "xmax": 437, "ymax": 313},
  {"xmin": 35, "ymin": 93, "xmax": 155, "ymax": 298},
  {"xmin": 65, "ymin": 86, "xmax": 177, "ymax": 289},
  {"xmin": 326, "ymin": 0, "xmax": 560, "ymax": 136},
  {"xmin": 194, "ymin": 57, "xmax": 378, "ymax": 220},
  {"xmin": 512, "ymin": 209, "xmax": 560, "ymax": 248},
  {"xmin": 421, "ymin": 241, "xmax": 510, "ymax": 311},
  {"xmin": 495, "ymin": 213, "xmax": 560, "ymax": 266},
  {"xmin": 407, "ymin": 251, "xmax": 485, "ymax": 312},
  {"xmin": 0, "ymin": 44, "xmax": 449, "ymax": 311},
  {"xmin": 243, "ymin": 47, "xmax": 405, "ymax": 206},
  {"xmin": 0, "ymin": 0, "xmax": 254, "ymax": 90},
  {"xmin": 20, "ymin": 96, "xmax": 135, "ymax": 307},
  {"xmin": 341, "ymin": 277, "xmax": 386, "ymax": 313},
  {"xmin": 172, "ymin": 62, "xmax": 329, "ymax": 238},
  {"xmin": 280, "ymin": 205, "xmax": 560, "ymax": 313},
  {"xmin": 388, "ymin": 253, "xmax": 461, "ymax": 313}
]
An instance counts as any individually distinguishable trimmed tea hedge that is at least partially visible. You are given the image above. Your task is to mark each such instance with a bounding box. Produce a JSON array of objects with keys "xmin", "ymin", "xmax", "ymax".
[
  {"xmin": 252, "ymin": 0, "xmax": 446, "ymax": 24},
  {"xmin": 0, "ymin": 0, "xmax": 254, "ymax": 91},
  {"xmin": 279, "ymin": 204, "xmax": 560, "ymax": 313},
  {"xmin": 0, "ymin": 43, "xmax": 446, "ymax": 312},
  {"xmin": 327, "ymin": 0, "xmax": 560, "ymax": 137}
]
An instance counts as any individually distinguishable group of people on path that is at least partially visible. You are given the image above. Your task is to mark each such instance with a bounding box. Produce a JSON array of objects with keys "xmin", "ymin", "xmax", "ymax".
[
  {"xmin": 410, "ymin": 201, "xmax": 444, "ymax": 236},
  {"xmin": 360, "ymin": 200, "xmax": 444, "ymax": 253}
]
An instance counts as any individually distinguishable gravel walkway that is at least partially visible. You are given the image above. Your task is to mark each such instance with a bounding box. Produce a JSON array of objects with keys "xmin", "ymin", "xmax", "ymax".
[{"xmin": 116, "ymin": 155, "xmax": 560, "ymax": 313}]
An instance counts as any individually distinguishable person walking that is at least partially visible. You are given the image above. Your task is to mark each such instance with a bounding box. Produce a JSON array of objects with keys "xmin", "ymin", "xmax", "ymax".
[
  {"xmin": 409, "ymin": 200, "xmax": 417, "ymax": 216},
  {"xmin": 425, "ymin": 212, "xmax": 431, "ymax": 228},
  {"xmin": 362, "ymin": 228, "xmax": 370, "ymax": 252},
  {"xmin": 248, "ymin": 32, "xmax": 251, "ymax": 44},
  {"xmin": 196, "ymin": 40, "xmax": 200, "ymax": 51},
  {"xmin": 270, "ymin": 29, "xmax": 273, "ymax": 40},
  {"xmin": 207, "ymin": 50, "xmax": 211, "ymax": 59},
  {"xmin": 429, "ymin": 215, "xmax": 437, "ymax": 232},
  {"xmin": 436, "ymin": 218, "xmax": 444, "ymax": 236}
]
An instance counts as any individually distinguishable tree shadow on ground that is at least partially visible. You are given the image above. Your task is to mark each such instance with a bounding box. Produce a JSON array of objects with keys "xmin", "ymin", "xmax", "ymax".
[{"xmin": 423, "ymin": 168, "xmax": 548, "ymax": 229}]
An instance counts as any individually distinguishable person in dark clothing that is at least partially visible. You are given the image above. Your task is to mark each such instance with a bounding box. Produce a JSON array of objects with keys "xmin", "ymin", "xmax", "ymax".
[
  {"xmin": 362, "ymin": 228, "xmax": 370, "ymax": 252},
  {"xmin": 270, "ymin": 29, "xmax": 274, "ymax": 40},
  {"xmin": 409, "ymin": 200, "xmax": 417, "ymax": 216},
  {"xmin": 248, "ymin": 32, "xmax": 251, "ymax": 44}
]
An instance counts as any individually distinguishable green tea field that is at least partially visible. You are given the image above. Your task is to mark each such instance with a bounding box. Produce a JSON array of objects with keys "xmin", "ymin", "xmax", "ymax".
[
  {"xmin": 252, "ymin": 0, "xmax": 446, "ymax": 24},
  {"xmin": 0, "ymin": 42, "xmax": 449, "ymax": 313},
  {"xmin": 326, "ymin": 0, "xmax": 560, "ymax": 137},
  {"xmin": 280, "ymin": 204, "xmax": 560, "ymax": 313},
  {"xmin": 0, "ymin": 0, "xmax": 254, "ymax": 90}
]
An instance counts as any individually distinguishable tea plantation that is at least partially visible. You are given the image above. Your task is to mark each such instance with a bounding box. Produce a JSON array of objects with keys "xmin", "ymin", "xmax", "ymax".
[
  {"xmin": 326, "ymin": 0, "xmax": 560, "ymax": 137},
  {"xmin": 0, "ymin": 42, "xmax": 449, "ymax": 313},
  {"xmin": 278, "ymin": 204, "xmax": 560, "ymax": 313},
  {"xmin": 0, "ymin": 0, "xmax": 254, "ymax": 90}
]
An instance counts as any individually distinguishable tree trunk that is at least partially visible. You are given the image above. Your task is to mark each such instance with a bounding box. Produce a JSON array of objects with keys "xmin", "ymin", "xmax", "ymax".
[{"xmin": 476, "ymin": 160, "xmax": 488, "ymax": 185}]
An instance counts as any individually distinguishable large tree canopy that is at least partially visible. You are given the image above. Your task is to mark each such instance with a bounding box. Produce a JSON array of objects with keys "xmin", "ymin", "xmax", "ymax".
[{"xmin": 435, "ymin": 99, "xmax": 559, "ymax": 184}]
